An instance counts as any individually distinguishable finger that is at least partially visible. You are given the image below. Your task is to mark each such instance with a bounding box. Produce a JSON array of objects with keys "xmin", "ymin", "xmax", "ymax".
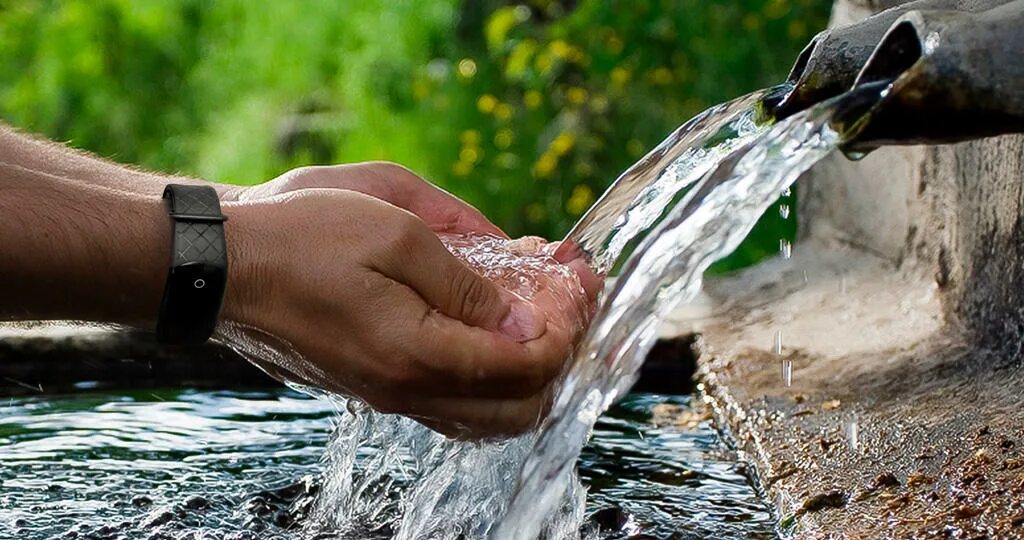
[
  {"xmin": 367, "ymin": 162, "xmax": 509, "ymax": 238},
  {"xmin": 549, "ymin": 239, "xmax": 604, "ymax": 305},
  {"xmin": 375, "ymin": 223, "xmax": 545, "ymax": 340},
  {"xmin": 411, "ymin": 306, "xmax": 568, "ymax": 399},
  {"xmin": 262, "ymin": 163, "xmax": 509, "ymax": 238},
  {"xmin": 355, "ymin": 273, "xmax": 568, "ymax": 399},
  {"xmin": 566, "ymin": 257, "xmax": 604, "ymax": 306},
  {"xmin": 552, "ymin": 238, "xmax": 589, "ymax": 264},
  {"xmin": 408, "ymin": 392, "xmax": 552, "ymax": 440}
]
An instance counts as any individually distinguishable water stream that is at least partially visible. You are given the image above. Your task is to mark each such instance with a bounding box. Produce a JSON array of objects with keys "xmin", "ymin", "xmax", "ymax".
[
  {"xmin": 301, "ymin": 83, "xmax": 884, "ymax": 539},
  {"xmin": 0, "ymin": 83, "xmax": 886, "ymax": 539}
]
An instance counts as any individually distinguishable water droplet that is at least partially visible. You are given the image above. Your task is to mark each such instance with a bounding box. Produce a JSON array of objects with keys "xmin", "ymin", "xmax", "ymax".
[
  {"xmin": 772, "ymin": 330, "xmax": 783, "ymax": 356},
  {"xmin": 345, "ymin": 399, "xmax": 365, "ymax": 415},
  {"xmin": 781, "ymin": 358, "xmax": 792, "ymax": 387},
  {"xmin": 779, "ymin": 239, "xmax": 792, "ymax": 259},
  {"xmin": 781, "ymin": 187, "xmax": 792, "ymax": 198},
  {"xmin": 775, "ymin": 490, "xmax": 789, "ymax": 516},
  {"xmin": 841, "ymin": 148, "xmax": 869, "ymax": 161},
  {"xmin": 845, "ymin": 414, "xmax": 859, "ymax": 452},
  {"xmin": 779, "ymin": 204, "xmax": 790, "ymax": 219}
]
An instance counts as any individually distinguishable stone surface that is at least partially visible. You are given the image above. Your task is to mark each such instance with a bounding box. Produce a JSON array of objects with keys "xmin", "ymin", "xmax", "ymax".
[{"xmin": 669, "ymin": 1, "xmax": 1024, "ymax": 537}]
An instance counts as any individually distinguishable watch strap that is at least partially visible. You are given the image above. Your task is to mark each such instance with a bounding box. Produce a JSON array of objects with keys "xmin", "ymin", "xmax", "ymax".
[{"xmin": 156, "ymin": 184, "xmax": 228, "ymax": 345}]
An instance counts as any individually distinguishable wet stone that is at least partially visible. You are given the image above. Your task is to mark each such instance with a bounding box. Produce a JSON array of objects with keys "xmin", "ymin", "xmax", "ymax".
[
  {"xmin": 131, "ymin": 495, "xmax": 153, "ymax": 508},
  {"xmin": 953, "ymin": 504, "xmax": 985, "ymax": 519},
  {"xmin": 140, "ymin": 507, "xmax": 178, "ymax": 529},
  {"xmin": 868, "ymin": 471, "xmax": 900, "ymax": 490},
  {"xmin": 799, "ymin": 490, "xmax": 848, "ymax": 514},
  {"xmin": 588, "ymin": 506, "xmax": 633, "ymax": 532},
  {"xmin": 182, "ymin": 495, "xmax": 209, "ymax": 511}
]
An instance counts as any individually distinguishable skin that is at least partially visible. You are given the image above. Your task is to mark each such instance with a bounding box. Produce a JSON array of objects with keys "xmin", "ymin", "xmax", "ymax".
[{"xmin": 0, "ymin": 125, "xmax": 596, "ymax": 439}]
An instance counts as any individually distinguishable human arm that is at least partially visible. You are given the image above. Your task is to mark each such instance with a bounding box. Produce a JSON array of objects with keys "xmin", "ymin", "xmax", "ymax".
[
  {"xmin": 0, "ymin": 158, "xmax": 588, "ymax": 437},
  {"xmin": 0, "ymin": 123, "xmax": 505, "ymax": 238},
  {"xmin": 0, "ymin": 123, "xmax": 239, "ymax": 199}
]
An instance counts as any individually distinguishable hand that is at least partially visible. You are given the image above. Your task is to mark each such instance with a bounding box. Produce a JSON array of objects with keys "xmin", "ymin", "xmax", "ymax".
[
  {"xmin": 226, "ymin": 161, "xmax": 508, "ymax": 238},
  {"xmin": 220, "ymin": 189, "xmax": 585, "ymax": 439}
]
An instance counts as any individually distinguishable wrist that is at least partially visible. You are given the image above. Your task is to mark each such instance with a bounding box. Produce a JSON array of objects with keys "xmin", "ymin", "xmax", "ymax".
[{"xmin": 219, "ymin": 201, "xmax": 267, "ymax": 328}]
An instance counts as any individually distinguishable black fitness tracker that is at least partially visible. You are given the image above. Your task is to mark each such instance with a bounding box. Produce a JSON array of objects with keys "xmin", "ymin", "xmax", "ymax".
[{"xmin": 156, "ymin": 184, "xmax": 228, "ymax": 345}]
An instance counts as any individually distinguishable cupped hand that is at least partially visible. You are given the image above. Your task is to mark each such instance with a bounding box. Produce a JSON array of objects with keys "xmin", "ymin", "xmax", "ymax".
[
  {"xmin": 226, "ymin": 161, "xmax": 507, "ymax": 238},
  {"xmin": 219, "ymin": 189, "xmax": 587, "ymax": 439}
]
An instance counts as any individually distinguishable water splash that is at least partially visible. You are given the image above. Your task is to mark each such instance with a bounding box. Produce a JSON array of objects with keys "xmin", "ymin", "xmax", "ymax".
[
  {"xmin": 494, "ymin": 89, "xmax": 865, "ymax": 540},
  {"xmin": 779, "ymin": 239, "xmax": 793, "ymax": 259},
  {"xmin": 300, "ymin": 82, "xmax": 887, "ymax": 538},
  {"xmin": 844, "ymin": 413, "xmax": 860, "ymax": 453}
]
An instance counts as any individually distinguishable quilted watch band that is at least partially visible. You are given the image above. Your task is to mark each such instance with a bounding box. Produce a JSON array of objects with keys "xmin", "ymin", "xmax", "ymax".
[{"xmin": 156, "ymin": 184, "xmax": 228, "ymax": 345}]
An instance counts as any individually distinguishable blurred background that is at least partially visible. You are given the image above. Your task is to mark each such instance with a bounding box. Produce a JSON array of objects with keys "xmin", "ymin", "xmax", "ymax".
[{"xmin": 0, "ymin": 0, "xmax": 829, "ymax": 269}]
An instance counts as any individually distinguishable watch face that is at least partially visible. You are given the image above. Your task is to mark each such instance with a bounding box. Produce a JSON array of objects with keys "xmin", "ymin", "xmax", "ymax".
[{"xmin": 160, "ymin": 261, "xmax": 227, "ymax": 345}]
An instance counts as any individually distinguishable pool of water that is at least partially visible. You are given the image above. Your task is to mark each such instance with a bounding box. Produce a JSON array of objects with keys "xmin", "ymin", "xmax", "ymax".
[{"xmin": 0, "ymin": 388, "xmax": 775, "ymax": 539}]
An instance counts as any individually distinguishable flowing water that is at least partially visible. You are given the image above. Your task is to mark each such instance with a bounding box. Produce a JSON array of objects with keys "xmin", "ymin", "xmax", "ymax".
[
  {"xmin": 0, "ymin": 388, "xmax": 774, "ymax": 539},
  {"xmin": 292, "ymin": 82, "xmax": 884, "ymax": 539},
  {"xmin": 0, "ymin": 82, "xmax": 886, "ymax": 539}
]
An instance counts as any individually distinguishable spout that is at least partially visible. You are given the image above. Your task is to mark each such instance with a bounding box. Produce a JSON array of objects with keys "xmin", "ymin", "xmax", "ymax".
[
  {"xmin": 847, "ymin": 0, "xmax": 1024, "ymax": 147},
  {"xmin": 772, "ymin": 0, "xmax": 1011, "ymax": 119}
]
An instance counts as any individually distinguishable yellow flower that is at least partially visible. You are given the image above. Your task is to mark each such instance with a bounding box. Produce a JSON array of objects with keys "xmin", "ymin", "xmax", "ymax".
[
  {"xmin": 788, "ymin": 19, "xmax": 808, "ymax": 40},
  {"xmin": 506, "ymin": 39, "xmax": 539, "ymax": 78},
  {"xmin": 627, "ymin": 138, "xmax": 646, "ymax": 158},
  {"xmin": 567, "ymin": 46, "xmax": 586, "ymax": 64},
  {"xmin": 477, "ymin": 94, "xmax": 498, "ymax": 114},
  {"xmin": 742, "ymin": 13, "xmax": 762, "ymax": 32},
  {"xmin": 763, "ymin": 0, "xmax": 790, "ymax": 20},
  {"xmin": 526, "ymin": 202, "xmax": 547, "ymax": 223},
  {"xmin": 412, "ymin": 79, "xmax": 430, "ymax": 100},
  {"xmin": 533, "ymin": 152, "xmax": 558, "ymax": 178},
  {"xmin": 549, "ymin": 39, "xmax": 572, "ymax": 59},
  {"xmin": 589, "ymin": 94, "xmax": 610, "ymax": 114},
  {"xmin": 460, "ymin": 129, "xmax": 481, "ymax": 146},
  {"xmin": 524, "ymin": 90, "xmax": 543, "ymax": 109},
  {"xmin": 457, "ymin": 58, "xmax": 478, "ymax": 78},
  {"xmin": 611, "ymin": 67, "xmax": 631, "ymax": 87},
  {"xmin": 651, "ymin": 67, "xmax": 673, "ymax": 85},
  {"xmin": 550, "ymin": 132, "xmax": 576, "ymax": 156},
  {"xmin": 606, "ymin": 34, "xmax": 624, "ymax": 55},
  {"xmin": 495, "ymin": 129, "xmax": 514, "ymax": 149},
  {"xmin": 460, "ymin": 147, "xmax": 481, "ymax": 164},
  {"xmin": 566, "ymin": 184, "xmax": 595, "ymax": 216},
  {"xmin": 495, "ymin": 103, "xmax": 514, "ymax": 121},
  {"xmin": 566, "ymin": 87, "xmax": 587, "ymax": 106},
  {"xmin": 452, "ymin": 160, "xmax": 473, "ymax": 177},
  {"xmin": 534, "ymin": 52, "xmax": 554, "ymax": 74}
]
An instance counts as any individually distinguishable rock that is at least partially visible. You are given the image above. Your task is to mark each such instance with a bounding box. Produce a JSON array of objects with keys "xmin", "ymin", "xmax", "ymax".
[{"xmin": 799, "ymin": 490, "xmax": 848, "ymax": 514}]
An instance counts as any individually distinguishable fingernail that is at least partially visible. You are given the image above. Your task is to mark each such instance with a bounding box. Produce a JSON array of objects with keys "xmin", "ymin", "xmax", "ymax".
[{"xmin": 500, "ymin": 300, "xmax": 544, "ymax": 342}]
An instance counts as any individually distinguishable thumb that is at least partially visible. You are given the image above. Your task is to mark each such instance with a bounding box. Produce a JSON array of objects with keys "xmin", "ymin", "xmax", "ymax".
[{"xmin": 378, "ymin": 226, "xmax": 545, "ymax": 341}]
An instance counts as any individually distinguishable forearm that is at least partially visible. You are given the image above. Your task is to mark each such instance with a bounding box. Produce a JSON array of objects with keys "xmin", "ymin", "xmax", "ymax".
[
  {"xmin": 0, "ymin": 158, "xmax": 265, "ymax": 340},
  {"xmin": 0, "ymin": 162, "xmax": 172, "ymax": 325},
  {"xmin": 0, "ymin": 123, "xmax": 241, "ymax": 199}
]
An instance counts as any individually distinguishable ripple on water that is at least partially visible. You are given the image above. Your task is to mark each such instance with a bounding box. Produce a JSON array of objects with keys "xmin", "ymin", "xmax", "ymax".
[{"xmin": 0, "ymin": 388, "xmax": 774, "ymax": 539}]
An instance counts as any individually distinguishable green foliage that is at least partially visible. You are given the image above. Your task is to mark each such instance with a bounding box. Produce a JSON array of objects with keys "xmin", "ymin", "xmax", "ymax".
[{"xmin": 0, "ymin": 0, "xmax": 829, "ymax": 268}]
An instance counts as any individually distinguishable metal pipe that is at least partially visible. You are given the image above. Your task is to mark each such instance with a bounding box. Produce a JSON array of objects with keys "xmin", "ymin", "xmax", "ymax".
[
  {"xmin": 847, "ymin": 0, "xmax": 1024, "ymax": 147},
  {"xmin": 772, "ymin": 0, "xmax": 1011, "ymax": 119}
]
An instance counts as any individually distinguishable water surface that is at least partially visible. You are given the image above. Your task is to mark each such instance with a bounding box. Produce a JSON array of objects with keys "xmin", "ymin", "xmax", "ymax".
[{"xmin": 0, "ymin": 388, "xmax": 774, "ymax": 539}]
